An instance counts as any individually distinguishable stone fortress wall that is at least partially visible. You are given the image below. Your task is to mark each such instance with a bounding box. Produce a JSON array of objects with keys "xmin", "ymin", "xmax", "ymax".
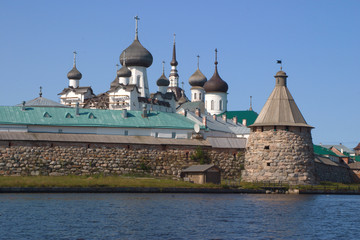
[{"xmin": 0, "ymin": 140, "xmax": 244, "ymax": 180}]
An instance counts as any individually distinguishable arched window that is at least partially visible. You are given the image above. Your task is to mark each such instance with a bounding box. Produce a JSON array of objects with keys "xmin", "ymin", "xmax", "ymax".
[
  {"xmin": 211, "ymin": 100, "xmax": 214, "ymax": 110},
  {"xmin": 199, "ymin": 93, "xmax": 202, "ymax": 100},
  {"xmin": 219, "ymin": 100, "xmax": 222, "ymax": 110},
  {"xmin": 194, "ymin": 93, "xmax": 197, "ymax": 100},
  {"xmin": 137, "ymin": 76, "xmax": 141, "ymax": 87}
]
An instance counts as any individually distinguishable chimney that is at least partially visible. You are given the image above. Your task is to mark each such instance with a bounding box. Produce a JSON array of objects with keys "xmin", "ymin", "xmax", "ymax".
[
  {"xmin": 222, "ymin": 114, "xmax": 227, "ymax": 122},
  {"xmin": 202, "ymin": 116, "xmax": 207, "ymax": 128},
  {"xmin": 184, "ymin": 110, "xmax": 187, "ymax": 117},
  {"xmin": 21, "ymin": 101, "xmax": 26, "ymax": 111},
  {"xmin": 76, "ymin": 102, "xmax": 80, "ymax": 116},
  {"xmin": 122, "ymin": 109, "xmax": 128, "ymax": 118},
  {"xmin": 213, "ymin": 115, "xmax": 217, "ymax": 121},
  {"xmin": 242, "ymin": 119, "xmax": 247, "ymax": 126},
  {"xmin": 233, "ymin": 116, "xmax": 238, "ymax": 124},
  {"xmin": 195, "ymin": 108, "xmax": 201, "ymax": 117}
]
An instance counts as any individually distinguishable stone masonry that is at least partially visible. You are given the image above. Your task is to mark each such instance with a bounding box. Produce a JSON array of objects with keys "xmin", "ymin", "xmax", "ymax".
[
  {"xmin": 0, "ymin": 141, "xmax": 244, "ymax": 180},
  {"xmin": 242, "ymin": 126, "xmax": 316, "ymax": 185}
]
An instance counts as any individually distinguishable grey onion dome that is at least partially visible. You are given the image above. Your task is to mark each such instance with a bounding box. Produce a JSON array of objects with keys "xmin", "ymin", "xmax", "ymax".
[
  {"xmin": 203, "ymin": 65, "xmax": 228, "ymax": 93},
  {"xmin": 119, "ymin": 39, "xmax": 153, "ymax": 68},
  {"xmin": 189, "ymin": 68, "xmax": 207, "ymax": 87},
  {"xmin": 157, "ymin": 73, "xmax": 170, "ymax": 87},
  {"xmin": 117, "ymin": 65, "xmax": 132, "ymax": 78},
  {"xmin": 67, "ymin": 66, "xmax": 82, "ymax": 80}
]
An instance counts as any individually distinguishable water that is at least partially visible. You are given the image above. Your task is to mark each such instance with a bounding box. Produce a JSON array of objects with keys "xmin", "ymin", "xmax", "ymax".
[{"xmin": 0, "ymin": 193, "xmax": 358, "ymax": 240}]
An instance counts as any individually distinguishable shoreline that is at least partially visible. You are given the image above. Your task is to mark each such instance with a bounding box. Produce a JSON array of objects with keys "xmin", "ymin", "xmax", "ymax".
[{"xmin": 1, "ymin": 187, "xmax": 360, "ymax": 195}]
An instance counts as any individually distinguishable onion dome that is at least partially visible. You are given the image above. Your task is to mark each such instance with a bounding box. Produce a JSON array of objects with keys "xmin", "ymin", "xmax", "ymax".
[
  {"xmin": 203, "ymin": 49, "xmax": 228, "ymax": 93},
  {"xmin": 178, "ymin": 91, "xmax": 187, "ymax": 105},
  {"xmin": 119, "ymin": 17, "xmax": 153, "ymax": 68},
  {"xmin": 67, "ymin": 51, "xmax": 82, "ymax": 80},
  {"xmin": 157, "ymin": 61, "xmax": 170, "ymax": 86},
  {"xmin": 189, "ymin": 55, "xmax": 207, "ymax": 87},
  {"xmin": 117, "ymin": 65, "xmax": 132, "ymax": 78}
]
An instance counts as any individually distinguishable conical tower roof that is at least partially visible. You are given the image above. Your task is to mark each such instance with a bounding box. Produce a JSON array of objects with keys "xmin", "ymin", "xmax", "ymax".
[{"xmin": 251, "ymin": 70, "xmax": 312, "ymax": 128}]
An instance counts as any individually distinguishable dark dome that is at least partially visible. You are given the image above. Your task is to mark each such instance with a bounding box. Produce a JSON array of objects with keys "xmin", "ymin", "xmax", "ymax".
[
  {"xmin": 203, "ymin": 66, "xmax": 228, "ymax": 93},
  {"xmin": 67, "ymin": 66, "xmax": 82, "ymax": 80},
  {"xmin": 120, "ymin": 40, "xmax": 153, "ymax": 68},
  {"xmin": 189, "ymin": 69, "xmax": 207, "ymax": 87},
  {"xmin": 117, "ymin": 65, "xmax": 132, "ymax": 78},
  {"xmin": 156, "ymin": 73, "xmax": 170, "ymax": 87}
]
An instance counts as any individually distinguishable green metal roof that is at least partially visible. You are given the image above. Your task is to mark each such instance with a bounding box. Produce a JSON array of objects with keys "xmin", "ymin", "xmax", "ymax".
[
  {"xmin": 0, "ymin": 106, "xmax": 200, "ymax": 129},
  {"xmin": 353, "ymin": 156, "xmax": 360, "ymax": 162},
  {"xmin": 218, "ymin": 110, "xmax": 258, "ymax": 125},
  {"xmin": 313, "ymin": 145, "xmax": 339, "ymax": 157}
]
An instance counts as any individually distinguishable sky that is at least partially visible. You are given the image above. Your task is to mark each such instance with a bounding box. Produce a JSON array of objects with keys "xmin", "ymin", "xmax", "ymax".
[{"xmin": 0, "ymin": 0, "xmax": 359, "ymax": 147}]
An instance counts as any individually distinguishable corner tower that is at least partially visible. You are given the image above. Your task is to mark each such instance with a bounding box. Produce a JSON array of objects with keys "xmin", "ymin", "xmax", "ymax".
[
  {"xmin": 119, "ymin": 16, "xmax": 153, "ymax": 98},
  {"xmin": 242, "ymin": 68, "xmax": 315, "ymax": 185}
]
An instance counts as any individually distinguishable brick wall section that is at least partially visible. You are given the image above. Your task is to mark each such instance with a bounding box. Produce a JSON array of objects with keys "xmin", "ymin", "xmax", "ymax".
[{"xmin": 0, "ymin": 141, "xmax": 244, "ymax": 180}]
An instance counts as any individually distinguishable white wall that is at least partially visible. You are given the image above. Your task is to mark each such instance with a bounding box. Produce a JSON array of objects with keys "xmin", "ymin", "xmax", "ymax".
[{"xmin": 205, "ymin": 92, "xmax": 227, "ymax": 115}]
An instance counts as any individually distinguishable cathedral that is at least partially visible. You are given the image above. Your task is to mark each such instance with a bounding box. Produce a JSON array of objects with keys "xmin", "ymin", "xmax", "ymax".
[{"xmin": 58, "ymin": 16, "xmax": 229, "ymax": 116}]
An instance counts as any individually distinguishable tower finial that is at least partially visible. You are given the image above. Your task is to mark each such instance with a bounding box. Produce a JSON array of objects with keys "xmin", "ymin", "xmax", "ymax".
[
  {"xmin": 215, "ymin": 48, "xmax": 218, "ymax": 66},
  {"xmin": 173, "ymin": 33, "xmax": 176, "ymax": 44},
  {"xmin": 162, "ymin": 60, "xmax": 165, "ymax": 74},
  {"xmin": 134, "ymin": 15, "xmax": 140, "ymax": 40},
  {"xmin": 73, "ymin": 51, "xmax": 77, "ymax": 67},
  {"xmin": 181, "ymin": 81, "xmax": 184, "ymax": 90},
  {"xmin": 197, "ymin": 55, "xmax": 200, "ymax": 69},
  {"xmin": 277, "ymin": 60, "xmax": 282, "ymax": 70},
  {"xmin": 249, "ymin": 96, "xmax": 253, "ymax": 111},
  {"xmin": 39, "ymin": 86, "xmax": 42, "ymax": 97}
]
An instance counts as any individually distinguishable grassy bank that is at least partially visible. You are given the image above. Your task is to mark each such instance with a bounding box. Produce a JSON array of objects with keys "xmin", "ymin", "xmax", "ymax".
[{"xmin": 0, "ymin": 175, "xmax": 221, "ymax": 188}]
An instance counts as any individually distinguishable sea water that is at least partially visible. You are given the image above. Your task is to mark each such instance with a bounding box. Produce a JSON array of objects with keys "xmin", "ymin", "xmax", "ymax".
[{"xmin": 0, "ymin": 193, "xmax": 358, "ymax": 239}]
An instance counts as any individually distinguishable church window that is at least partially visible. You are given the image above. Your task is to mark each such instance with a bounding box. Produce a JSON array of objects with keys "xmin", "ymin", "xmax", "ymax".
[
  {"xmin": 124, "ymin": 130, "xmax": 128, "ymax": 136},
  {"xmin": 219, "ymin": 100, "xmax": 223, "ymax": 110},
  {"xmin": 211, "ymin": 100, "xmax": 214, "ymax": 110},
  {"xmin": 155, "ymin": 132, "xmax": 158, "ymax": 138},
  {"xmin": 194, "ymin": 93, "xmax": 197, "ymax": 100},
  {"xmin": 172, "ymin": 132, "xmax": 176, "ymax": 139},
  {"xmin": 199, "ymin": 93, "xmax": 202, "ymax": 100},
  {"xmin": 137, "ymin": 76, "xmax": 141, "ymax": 87}
]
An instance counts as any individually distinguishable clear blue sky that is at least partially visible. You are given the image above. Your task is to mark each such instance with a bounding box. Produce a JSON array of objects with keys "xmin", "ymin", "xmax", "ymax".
[{"xmin": 0, "ymin": 0, "xmax": 359, "ymax": 147}]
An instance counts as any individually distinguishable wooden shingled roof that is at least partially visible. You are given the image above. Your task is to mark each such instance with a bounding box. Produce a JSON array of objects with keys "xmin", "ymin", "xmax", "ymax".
[{"xmin": 251, "ymin": 70, "xmax": 313, "ymax": 128}]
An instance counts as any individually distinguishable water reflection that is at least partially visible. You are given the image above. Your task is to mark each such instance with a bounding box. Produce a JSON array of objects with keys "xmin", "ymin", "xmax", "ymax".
[{"xmin": 0, "ymin": 194, "xmax": 359, "ymax": 239}]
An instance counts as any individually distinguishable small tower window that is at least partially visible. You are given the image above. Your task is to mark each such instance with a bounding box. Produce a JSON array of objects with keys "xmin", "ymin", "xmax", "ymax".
[
  {"xmin": 211, "ymin": 100, "xmax": 214, "ymax": 110},
  {"xmin": 43, "ymin": 112, "xmax": 51, "ymax": 118},
  {"xmin": 65, "ymin": 113, "xmax": 73, "ymax": 118},
  {"xmin": 194, "ymin": 93, "xmax": 197, "ymax": 100},
  {"xmin": 199, "ymin": 93, "xmax": 202, "ymax": 100},
  {"xmin": 219, "ymin": 100, "xmax": 223, "ymax": 110}
]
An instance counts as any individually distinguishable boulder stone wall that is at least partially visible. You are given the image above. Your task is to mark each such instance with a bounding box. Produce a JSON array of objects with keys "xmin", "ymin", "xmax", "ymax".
[{"xmin": 0, "ymin": 140, "xmax": 244, "ymax": 180}]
